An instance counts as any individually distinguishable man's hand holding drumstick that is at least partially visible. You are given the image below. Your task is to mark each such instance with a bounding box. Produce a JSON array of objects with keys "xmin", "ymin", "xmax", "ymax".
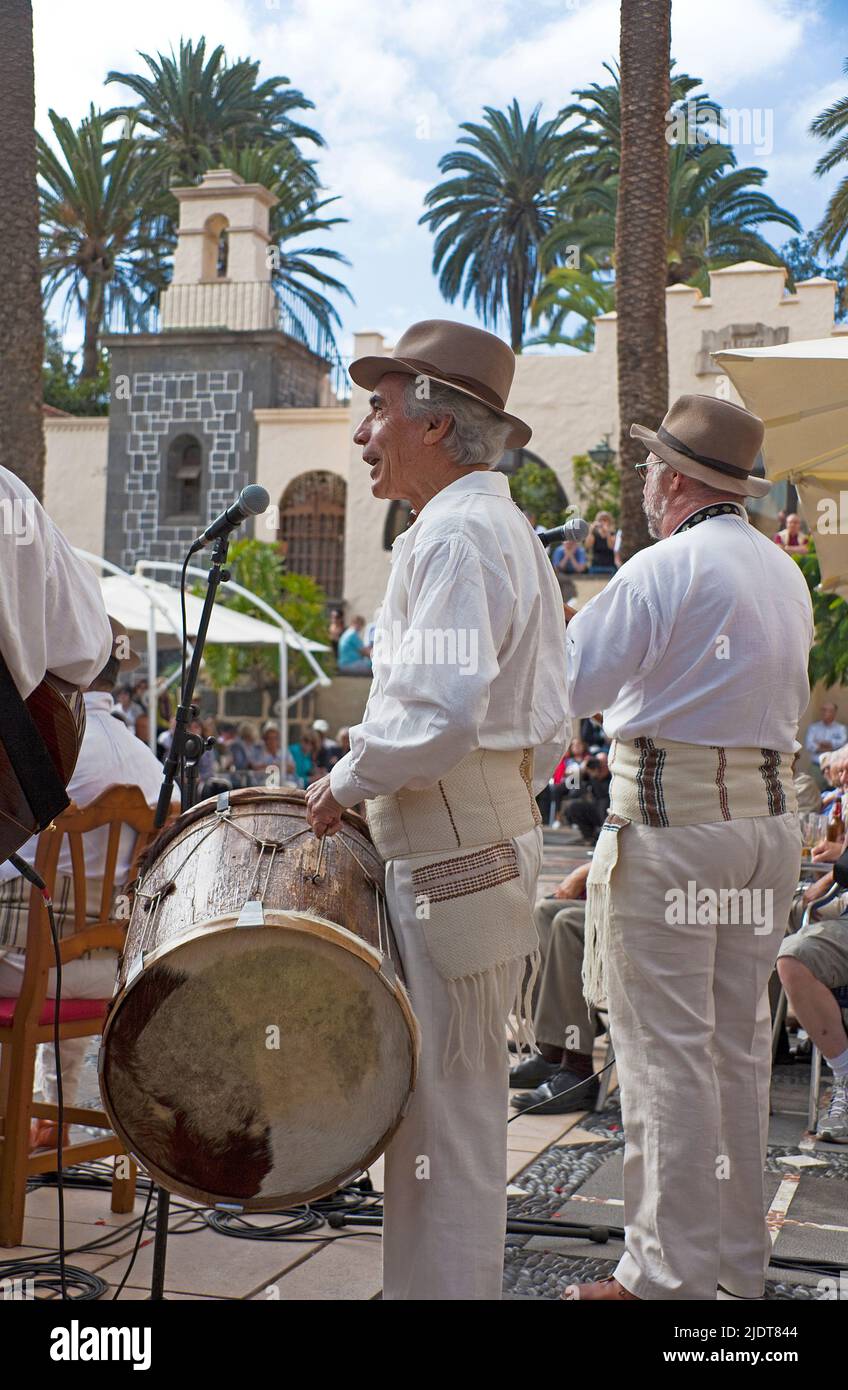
[{"xmin": 305, "ymin": 774, "xmax": 345, "ymax": 837}]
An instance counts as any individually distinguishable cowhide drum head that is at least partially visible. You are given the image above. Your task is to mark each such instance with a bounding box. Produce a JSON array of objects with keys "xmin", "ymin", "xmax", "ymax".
[{"xmin": 100, "ymin": 911, "xmax": 417, "ymax": 1210}]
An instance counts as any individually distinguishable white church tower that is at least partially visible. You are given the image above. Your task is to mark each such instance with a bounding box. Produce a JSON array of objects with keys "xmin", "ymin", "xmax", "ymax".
[{"xmin": 159, "ymin": 168, "xmax": 279, "ymax": 331}]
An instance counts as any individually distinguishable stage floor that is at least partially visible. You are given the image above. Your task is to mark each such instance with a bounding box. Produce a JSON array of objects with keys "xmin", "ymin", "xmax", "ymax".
[{"xmin": 6, "ymin": 827, "xmax": 846, "ymax": 1300}]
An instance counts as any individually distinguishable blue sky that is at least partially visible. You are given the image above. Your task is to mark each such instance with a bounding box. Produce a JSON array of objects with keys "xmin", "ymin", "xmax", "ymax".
[{"xmin": 32, "ymin": 0, "xmax": 848, "ymax": 357}]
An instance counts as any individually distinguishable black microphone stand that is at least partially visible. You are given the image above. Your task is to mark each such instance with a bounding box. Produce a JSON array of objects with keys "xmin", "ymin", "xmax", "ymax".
[{"xmin": 148, "ymin": 533, "xmax": 230, "ymax": 1301}]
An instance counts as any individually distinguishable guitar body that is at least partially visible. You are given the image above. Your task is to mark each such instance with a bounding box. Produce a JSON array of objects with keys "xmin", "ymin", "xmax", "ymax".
[{"xmin": 0, "ymin": 674, "xmax": 85, "ymax": 862}]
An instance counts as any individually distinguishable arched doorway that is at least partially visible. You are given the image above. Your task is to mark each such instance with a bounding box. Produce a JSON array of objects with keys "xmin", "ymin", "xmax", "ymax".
[{"xmin": 277, "ymin": 471, "xmax": 346, "ymax": 601}]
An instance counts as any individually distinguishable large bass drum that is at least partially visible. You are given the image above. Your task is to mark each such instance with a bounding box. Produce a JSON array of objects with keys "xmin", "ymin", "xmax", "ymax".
[{"xmin": 99, "ymin": 787, "xmax": 418, "ymax": 1210}]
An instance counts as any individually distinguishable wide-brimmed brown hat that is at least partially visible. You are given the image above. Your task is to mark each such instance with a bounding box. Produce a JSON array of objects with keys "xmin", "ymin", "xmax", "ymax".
[
  {"xmin": 630, "ymin": 394, "xmax": 771, "ymax": 498},
  {"xmin": 349, "ymin": 319, "xmax": 532, "ymax": 449}
]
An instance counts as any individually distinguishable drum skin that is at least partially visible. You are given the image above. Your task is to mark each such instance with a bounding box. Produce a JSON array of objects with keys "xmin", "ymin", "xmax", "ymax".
[{"xmin": 99, "ymin": 788, "xmax": 418, "ymax": 1211}]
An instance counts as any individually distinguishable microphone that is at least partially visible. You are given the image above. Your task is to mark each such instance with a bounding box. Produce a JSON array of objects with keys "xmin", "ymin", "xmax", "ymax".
[
  {"xmin": 536, "ymin": 516, "xmax": 590, "ymax": 547},
  {"xmin": 189, "ymin": 485, "xmax": 270, "ymax": 554}
]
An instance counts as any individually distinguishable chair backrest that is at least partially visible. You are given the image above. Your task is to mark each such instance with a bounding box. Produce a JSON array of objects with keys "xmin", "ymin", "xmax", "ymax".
[{"xmin": 26, "ymin": 785, "xmax": 161, "ymax": 948}]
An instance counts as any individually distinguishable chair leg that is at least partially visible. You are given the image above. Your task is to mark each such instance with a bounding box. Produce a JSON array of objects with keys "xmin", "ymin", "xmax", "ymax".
[
  {"xmin": 0, "ymin": 1039, "xmax": 38, "ymax": 1247},
  {"xmin": 808, "ymin": 1044, "xmax": 823, "ymax": 1134},
  {"xmin": 771, "ymin": 985, "xmax": 788, "ymax": 1064},
  {"xmin": 110, "ymin": 1152, "xmax": 137, "ymax": 1214}
]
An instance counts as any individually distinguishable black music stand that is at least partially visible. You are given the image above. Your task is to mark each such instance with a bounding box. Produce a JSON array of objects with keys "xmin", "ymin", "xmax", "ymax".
[{"xmin": 147, "ymin": 534, "xmax": 230, "ymax": 1300}]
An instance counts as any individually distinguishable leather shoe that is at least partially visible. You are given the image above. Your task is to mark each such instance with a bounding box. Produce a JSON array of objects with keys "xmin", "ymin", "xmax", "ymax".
[
  {"xmin": 563, "ymin": 1276, "xmax": 640, "ymax": 1301},
  {"xmin": 509, "ymin": 1054, "xmax": 560, "ymax": 1088},
  {"xmin": 511, "ymin": 1068, "xmax": 599, "ymax": 1113}
]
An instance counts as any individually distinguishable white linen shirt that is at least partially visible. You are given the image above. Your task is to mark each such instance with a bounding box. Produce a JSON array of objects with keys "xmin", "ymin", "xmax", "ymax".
[
  {"xmin": 566, "ymin": 508, "xmax": 813, "ymax": 753},
  {"xmin": 0, "ymin": 692, "xmax": 168, "ymax": 888},
  {"xmin": 0, "ymin": 464, "xmax": 111, "ymax": 699},
  {"xmin": 330, "ymin": 470, "xmax": 571, "ymax": 806}
]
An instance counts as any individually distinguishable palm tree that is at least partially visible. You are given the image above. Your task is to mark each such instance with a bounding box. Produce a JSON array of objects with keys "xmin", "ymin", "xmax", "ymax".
[
  {"xmin": 810, "ymin": 58, "xmax": 848, "ymax": 256},
  {"xmin": 105, "ymin": 38, "xmax": 323, "ymax": 189},
  {"xmin": 534, "ymin": 67, "xmax": 798, "ymax": 350},
  {"xmin": 38, "ymin": 108, "xmax": 170, "ymax": 379},
  {"xmin": 528, "ymin": 259, "xmax": 614, "ymax": 350},
  {"xmin": 616, "ymin": 0, "xmax": 671, "ymax": 559},
  {"xmin": 0, "ymin": 0, "xmax": 45, "ymax": 498},
  {"xmin": 420, "ymin": 100, "xmax": 568, "ymax": 351}
]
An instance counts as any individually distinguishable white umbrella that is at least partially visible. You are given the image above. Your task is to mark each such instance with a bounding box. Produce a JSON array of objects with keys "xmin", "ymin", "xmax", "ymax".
[
  {"xmin": 714, "ymin": 336, "xmax": 848, "ymax": 597},
  {"xmin": 99, "ymin": 574, "xmax": 329, "ymax": 651}
]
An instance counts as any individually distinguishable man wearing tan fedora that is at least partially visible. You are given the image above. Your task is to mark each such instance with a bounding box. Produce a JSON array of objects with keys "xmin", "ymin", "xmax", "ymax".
[
  {"xmin": 560, "ymin": 393, "xmax": 813, "ymax": 1301},
  {"xmin": 306, "ymin": 319, "xmax": 570, "ymax": 1299}
]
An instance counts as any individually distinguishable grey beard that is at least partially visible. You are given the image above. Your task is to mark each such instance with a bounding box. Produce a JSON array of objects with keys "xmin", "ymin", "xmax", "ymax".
[{"xmin": 642, "ymin": 497, "xmax": 664, "ymax": 540}]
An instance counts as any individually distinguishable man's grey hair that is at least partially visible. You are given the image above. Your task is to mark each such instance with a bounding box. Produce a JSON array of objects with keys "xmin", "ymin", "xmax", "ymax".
[{"xmin": 402, "ymin": 377, "xmax": 512, "ymax": 468}]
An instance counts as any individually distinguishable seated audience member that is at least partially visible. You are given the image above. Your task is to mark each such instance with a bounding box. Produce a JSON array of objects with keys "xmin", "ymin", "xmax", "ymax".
[
  {"xmin": 773, "ymin": 512, "xmax": 808, "ymax": 557},
  {"xmin": 560, "ymin": 753, "xmax": 611, "ymax": 843},
  {"xmin": 251, "ymin": 721, "xmax": 295, "ymax": 783},
  {"xmin": 0, "ymin": 621, "xmax": 174, "ymax": 1151},
  {"xmin": 790, "ymin": 749, "xmax": 823, "ymax": 814},
  {"xmin": 553, "ymin": 538, "xmax": 588, "ymax": 575},
  {"xmin": 337, "ymin": 615, "xmax": 373, "ymax": 676},
  {"xmin": 579, "ymin": 713, "xmax": 608, "ymax": 753},
  {"xmin": 538, "ymin": 737, "xmax": 588, "ymax": 827},
  {"xmin": 510, "ymin": 861, "xmax": 601, "ymax": 1114},
  {"xmin": 288, "ymin": 730, "xmax": 321, "ymax": 788},
  {"xmin": 112, "ymin": 685, "xmax": 137, "ymax": 729},
  {"xmin": 328, "ymin": 607, "xmax": 346, "ymax": 655},
  {"xmin": 588, "ymin": 512, "xmax": 617, "ymax": 573},
  {"xmin": 312, "ymin": 719, "xmax": 342, "ymax": 772},
  {"xmin": 336, "ymin": 727, "xmax": 351, "ymax": 756},
  {"xmin": 806, "ymin": 702, "xmax": 848, "ymax": 770},
  {"xmin": 778, "ymin": 879, "xmax": 848, "ymax": 1142}
]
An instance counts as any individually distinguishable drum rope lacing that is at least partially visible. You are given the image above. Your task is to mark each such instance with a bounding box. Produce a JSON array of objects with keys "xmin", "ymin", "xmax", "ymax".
[{"xmin": 131, "ymin": 809, "xmax": 394, "ymax": 964}]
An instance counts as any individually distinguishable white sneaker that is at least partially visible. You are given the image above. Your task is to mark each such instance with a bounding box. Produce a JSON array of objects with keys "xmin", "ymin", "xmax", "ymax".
[{"xmin": 818, "ymin": 1074, "xmax": 848, "ymax": 1143}]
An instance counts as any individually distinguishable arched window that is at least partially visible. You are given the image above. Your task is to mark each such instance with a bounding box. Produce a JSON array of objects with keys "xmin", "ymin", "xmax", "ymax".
[
  {"xmin": 201, "ymin": 214, "xmax": 229, "ymax": 281},
  {"xmin": 278, "ymin": 471, "xmax": 346, "ymax": 601},
  {"xmin": 164, "ymin": 434, "xmax": 203, "ymax": 522}
]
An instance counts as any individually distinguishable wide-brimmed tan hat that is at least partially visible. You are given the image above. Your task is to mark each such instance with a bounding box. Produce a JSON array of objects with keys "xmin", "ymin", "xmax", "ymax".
[
  {"xmin": 631, "ymin": 394, "xmax": 771, "ymax": 498},
  {"xmin": 349, "ymin": 319, "xmax": 532, "ymax": 449}
]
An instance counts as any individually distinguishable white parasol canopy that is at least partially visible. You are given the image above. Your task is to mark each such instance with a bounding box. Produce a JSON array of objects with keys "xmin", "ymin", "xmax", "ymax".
[
  {"xmin": 714, "ymin": 336, "xmax": 848, "ymax": 597},
  {"xmin": 99, "ymin": 573, "xmax": 329, "ymax": 651}
]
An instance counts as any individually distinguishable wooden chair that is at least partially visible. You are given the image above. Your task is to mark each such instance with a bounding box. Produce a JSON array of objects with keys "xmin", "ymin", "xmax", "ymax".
[{"xmin": 0, "ymin": 785, "xmax": 163, "ymax": 1246}]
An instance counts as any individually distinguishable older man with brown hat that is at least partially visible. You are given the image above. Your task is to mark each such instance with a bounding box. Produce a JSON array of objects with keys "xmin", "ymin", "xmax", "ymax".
[
  {"xmin": 561, "ymin": 394, "xmax": 813, "ymax": 1302},
  {"xmin": 306, "ymin": 319, "xmax": 570, "ymax": 1299}
]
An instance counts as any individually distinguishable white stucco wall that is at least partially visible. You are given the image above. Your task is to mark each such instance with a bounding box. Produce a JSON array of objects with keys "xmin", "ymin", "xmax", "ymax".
[
  {"xmin": 42, "ymin": 261, "xmax": 841, "ymax": 619},
  {"xmin": 42, "ymin": 416, "xmax": 109, "ymax": 558}
]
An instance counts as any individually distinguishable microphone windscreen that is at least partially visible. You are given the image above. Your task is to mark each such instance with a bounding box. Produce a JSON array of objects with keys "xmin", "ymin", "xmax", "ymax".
[{"xmin": 241, "ymin": 485, "xmax": 270, "ymax": 516}]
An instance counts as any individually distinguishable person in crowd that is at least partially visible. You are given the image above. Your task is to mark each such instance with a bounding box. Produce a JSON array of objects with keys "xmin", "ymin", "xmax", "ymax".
[
  {"xmin": 774, "ymin": 512, "xmax": 808, "ymax": 557},
  {"xmin": 553, "ymin": 538, "xmax": 588, "ymax": 575},
  {"xmin": 337, "ymin": 615, "xmax": 373, "ymax": 675},
  {"xmin": 328, "ymin": 607, "xmax": 346, "ymax": 655},
  {"xmin": 112, "ymin": 685, "xmax": 137, "ymax": 729},
  {"xmin": 579, "ymin": 714, "xmax": 608, "ymax": 753},
  {"xmin": 0, "ymin": 619, "xmax": 174, "ymax": 1152},
  {"xmin": 287, "ymin": 729, "xmax": 321, "ymax": 788},
  {"xmin": 588, "ymin": 511, "xmax": 617, "ymax": 573},
  {"xmin": 778, "ymin": 749, "xmax": 848, "ymax": 1141},
  {"xmin": 312, "ymin": 719, "xmax": 342, "ymax": 772},
  {"xmin": 537, "ymin": 738, "xmax": 588, "ymax": 827},
  {"xmin": 806, "ymin": 702, "xmax": 848, "ymax": 770},
  {"xmin": 510, "ymin": 860, "xmax": 601, "ymax": 1114},
  {"xmin": 559, "ymin": 752, "xmax": 611, "ymax": 844},
  {"xmin": 336, "ymin": 727, "xmax": 351, "ymax": 756}
]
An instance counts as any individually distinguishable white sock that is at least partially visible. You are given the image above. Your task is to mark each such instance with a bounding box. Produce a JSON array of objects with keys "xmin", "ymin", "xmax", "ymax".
[{"xmin": 825, "ymin": 1044, "xmax": 848, "ymax": 1078}]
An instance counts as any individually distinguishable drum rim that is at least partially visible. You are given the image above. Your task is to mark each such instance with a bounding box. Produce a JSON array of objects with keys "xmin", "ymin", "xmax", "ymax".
[
  {"xmin": 139, "ymin": 785, "xmax": 374, "ymax": 876},
  {"xmin": 98, "ymin": 912, "xmax": 420, "ymax": 1213}
]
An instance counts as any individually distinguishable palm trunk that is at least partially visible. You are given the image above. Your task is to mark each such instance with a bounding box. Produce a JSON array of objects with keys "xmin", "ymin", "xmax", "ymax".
[
  {"xmin": 0, "ymin": 0, "xmax": 44, "ymax": 497},
  {"xmin": 81, "ymin": 284, "xmax": 102, "ymax": 381},
  {"xmin": 615, "ymin": 0, "xmax": 671, "ymax": 559}
]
